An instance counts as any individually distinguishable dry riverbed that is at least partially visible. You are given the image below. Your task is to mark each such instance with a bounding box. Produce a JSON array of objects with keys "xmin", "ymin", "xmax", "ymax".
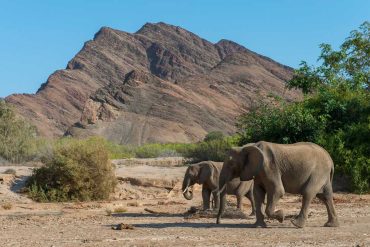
[{"xmin": 0, "ymin": 161, "xmax": 369, "ymax": 247}]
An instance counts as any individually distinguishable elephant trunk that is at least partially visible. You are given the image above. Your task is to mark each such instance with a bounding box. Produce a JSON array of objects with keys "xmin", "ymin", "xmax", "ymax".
[
  {"xmin": 217, "ymin": 168, "xmax": 230, "ymax": 224},
  {"xmin": 182, "ymin": 177, "xmax": 193, "ymax": 200}
]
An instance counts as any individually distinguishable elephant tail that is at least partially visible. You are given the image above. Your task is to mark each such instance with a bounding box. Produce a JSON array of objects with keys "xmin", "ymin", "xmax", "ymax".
[{"xmin": 330, "ymin": 166, "xmax": 334, "ymax": 184}]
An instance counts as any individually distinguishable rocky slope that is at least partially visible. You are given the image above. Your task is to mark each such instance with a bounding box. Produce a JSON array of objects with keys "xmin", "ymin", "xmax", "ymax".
[{"xmin": 6, "ymin": 22, "xmax": 300, "ymax": 144}]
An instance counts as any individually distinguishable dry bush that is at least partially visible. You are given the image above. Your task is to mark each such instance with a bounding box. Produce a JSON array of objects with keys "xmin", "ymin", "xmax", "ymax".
[
  {"xmin": 27, "ymin": 137, "xmax": 117, "ymax": 202},
  {"xmin": 1, "ymin": 202, "xmax": 12, "ymax": 210},
  {"xmin": 127, "ymin": 201, "xmax": 141, "ymax": 207}
]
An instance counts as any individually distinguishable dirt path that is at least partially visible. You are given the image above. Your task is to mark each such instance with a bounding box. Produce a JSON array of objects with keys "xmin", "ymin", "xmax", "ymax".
[{"xmin": 0, "ymin": 164, "xmax": 369, "ymax": 246}]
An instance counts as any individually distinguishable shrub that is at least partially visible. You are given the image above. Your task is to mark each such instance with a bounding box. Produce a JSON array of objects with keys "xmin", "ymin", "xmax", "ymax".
[
  {"xmin": 134, "ymin": 143, "xmax": 167, "ymax": 158},
  {"xmin": 203, "ymin": 131, "xmax": 225, "ymax": 142},
  {"xmin": 0, "ymin": 100, "xmax": 38, "ymax": 163},
  {"xmin": 27, "ymin": 137, "xmax": 117, "ymax": 202},
  {"xmin": 134, "ymin": 143, "xmax": 192, "ymax": 158},
  {"xmin": 1, "ymin": 202, "xmax": 12, "ymax": 210},
  {"xmin": 104, "ymin": 141, "xmax": 134, "ymax": 159},
  {"xmin": 238, "ymin": 102, "xmax": 325, "ymax": 144},
  {"xmin": 184, "ymin": 136, "xmax": 240, "ymax": 162}
]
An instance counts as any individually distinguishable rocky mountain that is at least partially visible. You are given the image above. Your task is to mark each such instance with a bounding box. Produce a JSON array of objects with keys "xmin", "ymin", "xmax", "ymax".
[{"xmin": 6, "ymin": 22, "xmax": 300, "ymax": 144}]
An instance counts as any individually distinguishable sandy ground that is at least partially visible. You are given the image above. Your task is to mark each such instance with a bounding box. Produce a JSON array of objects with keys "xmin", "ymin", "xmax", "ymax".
[{"xmin": 0, "ymin": 164, "xmax": 369, "ymax": 247}]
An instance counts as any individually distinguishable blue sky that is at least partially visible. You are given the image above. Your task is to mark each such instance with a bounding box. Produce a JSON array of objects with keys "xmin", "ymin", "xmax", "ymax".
[{"xmin": 0, "ymin": 0, "xmax": 369, "ymax": 97}]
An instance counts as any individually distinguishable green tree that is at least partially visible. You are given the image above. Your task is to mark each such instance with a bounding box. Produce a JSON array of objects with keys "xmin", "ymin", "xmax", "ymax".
[{"xmin": 238, "ymin": 22, "xmax": 370, "ymax": 193}]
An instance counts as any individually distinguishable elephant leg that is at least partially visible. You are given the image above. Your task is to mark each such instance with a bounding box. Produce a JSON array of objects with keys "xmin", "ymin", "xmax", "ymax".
[
  {"xmin": 316, "ymin": 183, "xmax": 339, "ymax": 227},
  {"xmin": 265, "ymin": 187, "xmax": 285, "ymax": 223},
  {"xmin": 212, "ymin": 191, "xmax": 220, "ymax": 210},
  {"xmin": 291, "ymin": 193, "xmax": 314, "ymax": 228},
  {"xmin": 236, "ymin": 195, "xmax": 243, "ymax": 210},
  {"xmin": 253, "ymin": 185, "xmax": 266, "ymax": 228},
  {"xmin": 246, "ymin": 189, "xmax": 256, "ymax": 216},
  {"xmin": 216, "ymin": 189, "xmax": 227, "ymax": 224},
  {"xmin": 202, "ymin": 188, "xmax": 211, "ymax": 210}
]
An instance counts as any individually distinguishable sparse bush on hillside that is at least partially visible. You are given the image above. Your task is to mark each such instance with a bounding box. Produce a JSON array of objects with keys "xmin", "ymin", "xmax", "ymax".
[{"xmin": 27, "ymin": 137, "xmax": 117, "ymax": 202}]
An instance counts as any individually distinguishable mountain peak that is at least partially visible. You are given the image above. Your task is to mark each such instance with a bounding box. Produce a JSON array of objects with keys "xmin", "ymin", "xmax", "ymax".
[
  {"xmin": 93, "ymin": 26, "xmax": 117, "ymax": 40},
  {"xmin": 6, "ymin": 22, "xmax": 300, "ymax": 143},
  {"xmin": 215, "ymin": 39, "xmax": 248, "ymax": 59}
]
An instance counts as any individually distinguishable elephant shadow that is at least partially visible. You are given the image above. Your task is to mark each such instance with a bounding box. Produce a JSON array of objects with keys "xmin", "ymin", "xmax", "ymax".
[
  {"xmin": 107, "ymin": 221, "xmax": 296, "ymax": 229},
  {"xmin": 111, "ymin": 212, "xmax": 184, "ymax": 218},
  {"xmin": 132, "ymin": 222, "xmax": 256, "ymax": 228},
  {"xmin": 106, "ymin": 222, "xmax": 256, "ymax": 229}
]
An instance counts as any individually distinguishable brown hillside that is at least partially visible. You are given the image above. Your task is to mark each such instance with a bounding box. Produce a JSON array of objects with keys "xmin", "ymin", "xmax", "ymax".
[{"xmin": 6, "ymin": 22, "xmax": 300, "ymax": 144}]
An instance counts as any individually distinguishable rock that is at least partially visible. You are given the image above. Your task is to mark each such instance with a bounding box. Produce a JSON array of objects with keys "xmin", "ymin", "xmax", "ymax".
[
  {"xmin": 112, "ymin": 223, "xmax": 135, "ymax": 230},
  {"xmin": 0, "ymin": 174, "xmax": 15, "ymax": 185}
]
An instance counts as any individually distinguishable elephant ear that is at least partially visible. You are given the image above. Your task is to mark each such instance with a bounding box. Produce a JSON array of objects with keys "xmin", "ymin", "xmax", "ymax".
[
  {"xmin": 240, "ymin": 145, "xmax": 264, "ymax": 181},
  {"xmin": 199, "ymin": 162, "xmax": 213, "ymax": 184}
]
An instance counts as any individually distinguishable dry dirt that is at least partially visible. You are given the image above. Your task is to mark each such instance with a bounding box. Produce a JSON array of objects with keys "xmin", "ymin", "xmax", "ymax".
[{"xmin": 0, "ymin": 163, "xmax": 369, "ymax": 247}]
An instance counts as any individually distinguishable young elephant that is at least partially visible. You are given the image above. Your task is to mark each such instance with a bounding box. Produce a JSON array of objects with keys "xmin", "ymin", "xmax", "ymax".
[
  {"xmin": 217, "ymin": 141, "xmax": 339, "ymax": 228},
  {"xmin": 182, "ymin": 161, "xmax": 255, "ymax": 214}
]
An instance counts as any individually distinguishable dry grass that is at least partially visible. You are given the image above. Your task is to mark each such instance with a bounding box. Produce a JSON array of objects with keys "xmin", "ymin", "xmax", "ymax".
[
  {"xmin": 2, "ymin": 202, "xmax": 13, "ymax": 210},
  {"xmin": 158, "ymin": 200, "xmax": 186, "ymax": 206},
  {"xmin": 105, "ymin": 206, "xmax": 128, "ymax": 216},
  {"xmin": 2, "ymin": 168, "xmax": 16, "ymax": 175},
  {"xmin": 105, "ymin": 208, "xmax": 113, "ymax": 216},
  {"xmin": 113, "ymin": 206, "xmax": 128, "ymax": 213},
  {"xmin": 127, "ymin": 201, "xmax": 141, "ymax": 207}
]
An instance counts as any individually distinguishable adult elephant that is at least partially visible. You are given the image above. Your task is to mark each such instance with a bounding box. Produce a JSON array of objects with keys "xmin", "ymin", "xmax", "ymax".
[
  {"xmin": 182, "ymin": 161, "xmax": 255, "ymax": 214},
  {"xmin": 216, "ymin": 141, "xmax": 339, "ymax": 228}
]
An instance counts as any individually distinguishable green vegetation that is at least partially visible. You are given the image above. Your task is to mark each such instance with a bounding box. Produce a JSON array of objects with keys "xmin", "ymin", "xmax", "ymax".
[
  {"xmin": 27, "ymin": 137, "xmax": 117, "ymax": 202},
  {"xmin": 203, "ymin": 131, "xmax": 225, "ymax": 142},
  {"xmin": 238, "ymin": 22, "xmax": 370, "ymax": 193},
  {"xmin": 0, "ymin": 100, "xmax": 38, "ymax": 163},
  {"xmin": 103, "ymin": 132, "xmax": 237, "ymax": 162},
  {"xmin": 184, "ymin": 135, "xmax": 239, "ymax": 162}
]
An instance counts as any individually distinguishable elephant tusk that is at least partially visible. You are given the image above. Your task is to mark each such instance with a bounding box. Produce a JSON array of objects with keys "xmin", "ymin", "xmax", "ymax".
[
  {"xmin": 183, "ymin": 186, "xmax": 189, "ymax": 194},
  {"xmin": 217, "ymin": 184, "xmax": 226, "ymax": 195}
]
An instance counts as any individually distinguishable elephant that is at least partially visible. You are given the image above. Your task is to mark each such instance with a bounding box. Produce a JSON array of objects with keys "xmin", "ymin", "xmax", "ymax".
[
  {"xmin": 217, "ymin": 141, "xmax": 339, "ymax": 228},
  {"xmin": 182, "ymin": 161, "xmax": 255, "ymax": 214}
]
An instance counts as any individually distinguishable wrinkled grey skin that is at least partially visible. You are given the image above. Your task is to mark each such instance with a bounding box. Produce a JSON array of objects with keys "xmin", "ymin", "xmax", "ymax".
[
  {"xmin": 182, "ymin": 161, "xmax": 255, "ymax": 214},
  {"xmin": 217, "ymin": 141, "xmax": 339, "ymax": 228}
]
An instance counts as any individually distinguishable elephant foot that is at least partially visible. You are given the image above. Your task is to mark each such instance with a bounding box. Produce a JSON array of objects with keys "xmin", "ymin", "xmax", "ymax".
[
  {"xmin": 324, "ymin": 219, "xmax": 339, "ymax": 227},
  {"xmin": 253, "ymin": 220, "xmax": 267, "ymax": 228},
  {"xmin": 216, "ymin": 218, "xmax": 221, "ymax": 224},
  {"xmin": 291, "ymin": 216, "xmax": 306, "ymax": 228},
  {"xmin": 275, "ymin": 210, "xmax": 285, "ymax": 223}
]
